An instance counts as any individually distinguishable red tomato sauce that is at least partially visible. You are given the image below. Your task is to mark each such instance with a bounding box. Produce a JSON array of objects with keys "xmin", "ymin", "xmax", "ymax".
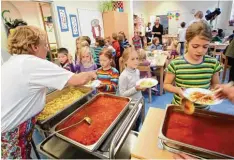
[
  {"xmin": 56, "ymin": 96, "xmax": 129, "ymax": 145},
  {"xmin": 165, "ymin": 112, "xmax": 234, "ymax": 157}
]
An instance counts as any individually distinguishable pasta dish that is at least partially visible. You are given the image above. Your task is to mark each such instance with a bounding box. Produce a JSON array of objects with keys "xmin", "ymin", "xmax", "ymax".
[
  {"xmin": 37, "ymin": 88, "xmax": 85, "ymax": 121},
  {"xmin": 189, "ymin": 91, "xmax": 214, "ymax": 104}
]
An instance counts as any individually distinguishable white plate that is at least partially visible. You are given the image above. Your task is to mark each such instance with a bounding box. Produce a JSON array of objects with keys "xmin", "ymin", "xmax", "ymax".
[
  {"xmin": 183, "ymin": 88, "xmax": 223, "ymax": 105},
  {"xmin": 136, "ymin": 78, "xmax": 158, "ymax": 88},
  {"xmin": 84, "ymin": 80, "xmax": 101, "ymax": 88}
]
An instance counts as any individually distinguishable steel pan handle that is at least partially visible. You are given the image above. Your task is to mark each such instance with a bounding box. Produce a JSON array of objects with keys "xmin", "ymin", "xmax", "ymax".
[{"xmin": 109, "ymin": 99, "xmax": 143, "ymax": 159}]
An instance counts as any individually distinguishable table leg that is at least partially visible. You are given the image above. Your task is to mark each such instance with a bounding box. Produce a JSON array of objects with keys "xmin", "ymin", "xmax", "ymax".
[{"xmin": 160, "ymin": 66, "xmax": 164, "ymax": 96}]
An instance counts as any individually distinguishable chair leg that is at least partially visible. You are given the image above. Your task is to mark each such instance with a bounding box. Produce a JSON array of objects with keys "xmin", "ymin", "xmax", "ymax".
[{"xmin": 148, "ymin": 88, "xmax": 152, "ymax": 103}]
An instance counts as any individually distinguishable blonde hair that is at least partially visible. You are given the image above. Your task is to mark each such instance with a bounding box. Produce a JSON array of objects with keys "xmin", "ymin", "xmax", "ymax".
[
  {"xmin": 138, "ymin": 49, "xmax": 146, "ymax": 62},
  {"xmin": 121, "ymin": 47, "xmax": 138, "ymax": 68},
  {"xmin": 112, "ymin": 33, "xmax": 118, "ymax": 40},
  {"xmin": 76, "ymin": 38, "xmax": 89, "ymax": 57},
  {"xmin": 78, "ymin": 46, "xmax": 95, "ymax": 64},
  {"xmin": 8, "ymin": 26, "xmax": 46, "ymax": 55},
  {"xmin": 186, "ymin": 21, "xmax": 212, "ymax": 43}
]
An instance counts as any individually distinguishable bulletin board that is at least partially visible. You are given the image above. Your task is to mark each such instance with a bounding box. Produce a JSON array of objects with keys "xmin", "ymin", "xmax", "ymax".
[{"xmin": 77, "ymin": 9, "xmax": 104, "ymax": 43}]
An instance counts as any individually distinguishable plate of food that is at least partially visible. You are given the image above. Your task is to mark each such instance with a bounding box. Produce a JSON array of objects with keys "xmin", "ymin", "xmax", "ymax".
[
  {"xmin": 183, "ymin": 88, "xmax": 223, "ymax": 105},
  {"xmin": 136, "ymin": 78, "xmax": 158, "ymax": 88},
  {"xmin": 84, "ymin": 80, "xmax": 101, "ymax": 88}
]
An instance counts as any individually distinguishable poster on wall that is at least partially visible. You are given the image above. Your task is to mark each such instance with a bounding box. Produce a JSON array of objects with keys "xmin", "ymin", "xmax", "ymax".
[
  {"xmin": 77, "ymin": 9, "xmax": 104, "ymax": 43},
  {"xmin": 57, "ymin": 6, "xmax": 69, "ymax": 32},
  {"xmin": 69, "ymin": 14, "xmax": 79, "ymax": 37}
]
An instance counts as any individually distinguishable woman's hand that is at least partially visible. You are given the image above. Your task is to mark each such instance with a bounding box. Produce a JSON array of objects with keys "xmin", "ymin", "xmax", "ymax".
[
  {"xmin": 135, "ymin": 85, "xmax": 147, "ymax": 91},
  {"xmin": 173, "ymin": 153, "xmax": 197, "ymax": 160},
  {"xmin": 67, "ymin": 71, "xmax": 97, "ymax": 86}
]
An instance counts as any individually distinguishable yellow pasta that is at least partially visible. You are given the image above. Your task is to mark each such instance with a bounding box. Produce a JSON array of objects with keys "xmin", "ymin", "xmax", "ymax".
[{"xmin": 37, "ymin": 88, "xmax": 85, "ymax": 121}]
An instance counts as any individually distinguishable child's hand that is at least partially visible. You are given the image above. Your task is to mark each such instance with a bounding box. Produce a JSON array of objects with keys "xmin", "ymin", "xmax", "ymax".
[
  {"xmin": 176, "ymin": 87, "xmax": 185, "ymax": 98},
  {"xmin": 135, "ymin": 85, "xmax": 147, "ymax": 91}
]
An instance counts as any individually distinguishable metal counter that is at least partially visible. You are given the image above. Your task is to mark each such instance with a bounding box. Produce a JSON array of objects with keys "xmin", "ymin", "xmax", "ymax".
[{"xmin": 36, "ymin": 97, "xmax": 144, "ymax": 159}]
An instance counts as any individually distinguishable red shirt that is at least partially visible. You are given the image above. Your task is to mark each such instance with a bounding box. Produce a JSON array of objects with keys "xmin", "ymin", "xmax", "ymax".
[{"xmin": 112, "ymin": 40, "xmax": 121, "ymax": 57}]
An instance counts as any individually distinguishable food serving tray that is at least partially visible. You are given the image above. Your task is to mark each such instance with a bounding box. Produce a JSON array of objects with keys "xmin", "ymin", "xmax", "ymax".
[
  {"xmin": 51, "ymin": 93, "xmax": 131, "ymax": 152},
  {"xmin": 158, "ymin": 105, "xmax": 234, "ymax": 159},
  {"xmin": 38, "ymin": 86, "xmax": 93, "ymax": 126}
]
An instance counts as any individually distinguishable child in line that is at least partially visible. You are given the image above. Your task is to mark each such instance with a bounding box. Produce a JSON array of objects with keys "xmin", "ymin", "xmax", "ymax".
[
  {"xmin": 119, "ymin": 48, "xmax": 145, "ymax": 100},
  {"xmin": 104, "ymin": 37, "xmax": 116, "ymax": 57},
  {"xmin": 149, "ymin": 37, "xmax": 163, "ymax": 51},
  {"xmin": 97, "ymin": 48, "xmax": 119, "ymax": 94},
  {"xmin": 75, "ymin": 37, "xmax": 90, "ymax": 66},
  {"xmin": 132, "ymin": 31, "xmax": 142, "ymax": 50},
  {"xmin": 93, "ymin": 37, "xmax": 105, "ymax": 68},
  {"xmin": 178, "ymin": 22, "xmax": 186, "ymax": 55},
  {"xmin": 164, "ymin": 21, "xmax": 222, "ymax": 109},
  {"xmin": 57, "ymin": 48, "xmax": 75, "ymax": 72},
  {"xmin": 119, "ymin": 31, "xmax": 131, "ymax": 48},
  {"xmin": 75, "ymin": 46, "xmax": 97, "ymax": 73},
  {"xmin": 118, "ymin": 47, "xmax": 145, "ymax": 131}
]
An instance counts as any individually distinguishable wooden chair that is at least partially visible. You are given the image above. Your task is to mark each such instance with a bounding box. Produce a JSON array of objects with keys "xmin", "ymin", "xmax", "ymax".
[
  {"xmin": 220, "ymin": 53, "xmax": 231, "ymax": 82},
  {"xmin": 137, "ymin": 65, "xmax": 157, "ymax": 103},
  {"xmin": 212, "ymin": 45, "xmax": 228, "ymax": 62}
]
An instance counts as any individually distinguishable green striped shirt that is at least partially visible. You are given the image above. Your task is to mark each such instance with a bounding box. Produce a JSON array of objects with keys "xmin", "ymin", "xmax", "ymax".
[{"xmin": 166, "ymin": 55, "xmax": 222, "ymax": 105}]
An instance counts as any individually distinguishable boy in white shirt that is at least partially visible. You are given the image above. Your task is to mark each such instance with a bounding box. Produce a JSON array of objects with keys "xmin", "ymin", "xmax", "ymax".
[{"xmin": 177, "ymin": 22, "xmax": 186, "ymax": 55}]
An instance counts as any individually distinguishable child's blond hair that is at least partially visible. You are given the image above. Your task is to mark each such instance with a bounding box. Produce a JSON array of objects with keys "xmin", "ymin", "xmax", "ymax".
[
  {"xmin": 121, "ymin": 47, "xmax": 138, "ymax": 67},
  {"xmin": 8, "ymin": 26, "xmax": 46, "ymax": 55},
  {"xmin": 78, "ymin": 46, "xmax": 95, "ymax": 64}
]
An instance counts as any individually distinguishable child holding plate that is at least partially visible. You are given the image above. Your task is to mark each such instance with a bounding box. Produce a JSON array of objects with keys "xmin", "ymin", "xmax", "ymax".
[{"xmin": 164, "ymin": 21, "xmax": 222, "ymax": 109}]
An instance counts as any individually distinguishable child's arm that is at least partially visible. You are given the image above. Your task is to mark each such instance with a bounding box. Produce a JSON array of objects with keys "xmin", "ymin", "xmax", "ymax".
[
  {"xmin": 164, "ymin": 72, "xmax": 184, "ymax": 97},
  {"xmin": 103, "ymin": 70, "xmax": 119, "ymax": 92},
  {"xmin": 211, "ymin": 60, "xmax": 222, "ymax": 89},
  {"xmin": 211, "ymin": 72, "xmax": 220, "ymax": 89},
  {"xmin": 164, "ymin": 61, "xmax": 184, "ymax": 97}
]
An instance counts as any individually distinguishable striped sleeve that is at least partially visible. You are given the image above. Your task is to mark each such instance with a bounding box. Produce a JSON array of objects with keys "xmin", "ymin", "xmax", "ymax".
[
  {"xmin": 105, "ymin": 68, "xmax": 119, "ymax": 92},
  {"xmin": 213, "ymin": 59, "xmax": 223, "ymax": 73},
  {"xmin": 165, "ymin": 61, "xmax": 176, "ymax": 74}
]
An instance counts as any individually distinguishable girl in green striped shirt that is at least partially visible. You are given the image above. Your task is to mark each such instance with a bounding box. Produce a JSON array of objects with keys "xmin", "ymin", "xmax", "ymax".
[{"xmin": 164, "ymin": 21, "xmax": 222, "ymax": 108}]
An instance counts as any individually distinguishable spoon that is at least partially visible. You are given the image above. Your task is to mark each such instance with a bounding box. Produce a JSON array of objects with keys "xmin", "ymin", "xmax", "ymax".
[{"xmin": 53, "ymin": 116, "xmax": 92, "ymax": 135}]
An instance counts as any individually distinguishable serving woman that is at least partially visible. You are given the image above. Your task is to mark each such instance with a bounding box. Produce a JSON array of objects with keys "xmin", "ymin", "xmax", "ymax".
[{"xmin": 1, "ymin": 26, "xmax": 96, "ymax": 159}]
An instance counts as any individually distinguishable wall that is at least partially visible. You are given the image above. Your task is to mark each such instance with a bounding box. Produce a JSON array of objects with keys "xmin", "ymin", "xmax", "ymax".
[
  {"xmin": 1, "ymin": 1, "xmax": 44, "ymax": 63},
  {"xmin": 51, "ymin": 1, "xmax": 101, "ymax": 57},
  {"xmin": 135, "ymin": 1, "xmax": 234, "ymax": 34},
  {"xmin": 133, "ymin": 0, "xmax": 148, "ymax": 34},
  {"xmin": 1, "ymin": 1, "xmax": 43, "ymax": 28},
  {"xmin": 123, "ymin": 1, "xmax": 134, "ymax": 43}
]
